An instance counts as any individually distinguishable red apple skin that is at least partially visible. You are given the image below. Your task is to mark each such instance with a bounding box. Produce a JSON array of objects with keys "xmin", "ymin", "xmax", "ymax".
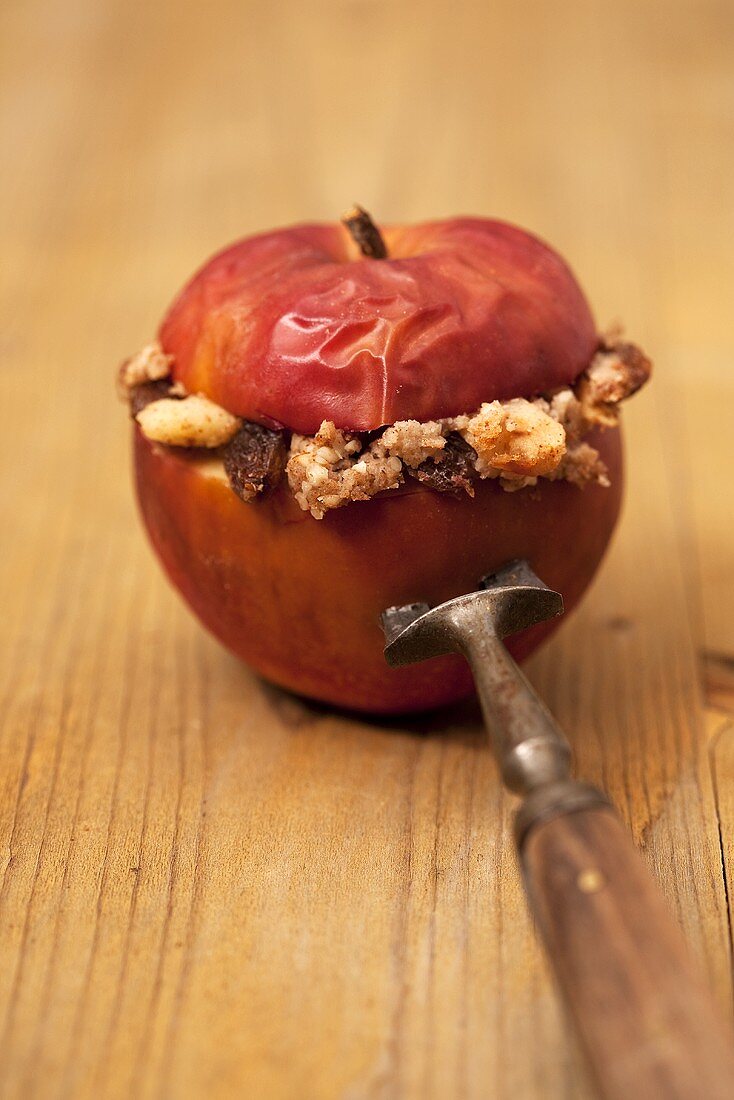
[
  {"xmin": 159, "ymin": 219, "xmax": 597, "ymax": 434},
  {"xmin": 134, "ymin": 425, "xmax": 623, "ymax": 715}
]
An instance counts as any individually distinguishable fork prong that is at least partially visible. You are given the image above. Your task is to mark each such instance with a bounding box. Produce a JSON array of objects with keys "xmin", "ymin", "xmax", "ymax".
[
  {"xmin": 380, "ymin": 602, "xmax": 431, "ymax": 646},
  {"xmin": 479, "ymin": 559, "xmax": 553, "ymax": 593}
]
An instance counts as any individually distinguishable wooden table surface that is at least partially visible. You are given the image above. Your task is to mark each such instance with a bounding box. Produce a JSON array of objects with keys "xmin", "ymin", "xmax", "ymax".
[{"xmin": 1, "ymin": 1, "xmax": 733, "ymax": 1097}]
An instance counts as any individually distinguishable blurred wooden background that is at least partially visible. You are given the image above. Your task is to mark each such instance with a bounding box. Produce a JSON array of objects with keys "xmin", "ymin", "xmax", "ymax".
[{"xmin": 1, "ymin": 1, "xmax": 733, "ymax": 1097}]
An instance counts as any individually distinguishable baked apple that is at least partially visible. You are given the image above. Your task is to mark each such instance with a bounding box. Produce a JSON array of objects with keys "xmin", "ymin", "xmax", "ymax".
[{"xmin": 120, "ymin": 209, "xmax": 650, "ymax": 713}]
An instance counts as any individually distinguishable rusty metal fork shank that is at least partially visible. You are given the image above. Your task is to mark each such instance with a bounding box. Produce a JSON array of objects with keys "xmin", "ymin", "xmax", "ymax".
[{"xmin": 381, "ymin": 561, "xmax": 609, "ymax": 841}]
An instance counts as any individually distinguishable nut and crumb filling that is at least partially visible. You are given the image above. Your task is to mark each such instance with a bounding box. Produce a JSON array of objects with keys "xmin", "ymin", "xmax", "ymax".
[
  {"xmin": 117, "ymin": 342, "xmax": 172, "ymax": 393},
  {"xmin": 136, "ymin": 394, "xmax": 241, "ymax": 449},
  {"xmin": 119, "ymin": 339, "xmax": 650, "ymax": 519}
]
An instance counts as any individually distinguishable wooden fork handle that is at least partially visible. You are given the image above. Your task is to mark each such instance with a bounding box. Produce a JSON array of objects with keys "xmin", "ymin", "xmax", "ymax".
[{"xmin": 520, "ymin": 805, "xmax": 734, "ymax": 1100}]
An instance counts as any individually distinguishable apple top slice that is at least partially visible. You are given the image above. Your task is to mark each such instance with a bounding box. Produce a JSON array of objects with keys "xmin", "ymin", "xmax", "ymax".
[{"xmin": 158, "ymin": 217, "xmax": 597, "ymax": 433}]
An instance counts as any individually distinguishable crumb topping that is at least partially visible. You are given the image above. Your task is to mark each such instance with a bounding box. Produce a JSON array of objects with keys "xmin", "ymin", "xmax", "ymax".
[
  {"xmin": 118, "ymin": 343, "xmax": 173, "ymax": 396},
  {"xmin": 555, "ymin": 442, "xmax": 611, "ymax": 488},
  {"xmin": 287, "ymin": 423, "xmax": 403, "ymax": 519},
  {"xmin": 576, "ymin": 343, "xmax": 651, "ymax": 428},
  {"xmin": 377, "ymin": 420, "xmax": 447, "ymax": 467},
  {"xmin": 120, "ymin": 338, "xmax": 651, "ymax": 517},
  {"xmin": 456, "ymin": 399, "xmax": 567, "ymax": 479}
]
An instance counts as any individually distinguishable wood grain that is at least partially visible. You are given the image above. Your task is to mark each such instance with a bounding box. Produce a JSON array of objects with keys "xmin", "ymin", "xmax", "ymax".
[
  {"xmin": 523, "ymin": 807, "xmax": 734, "ymax": 1100},
  {"xmin": 0, "ymin": 1, "xmax": 732, "ymax": 1097}
]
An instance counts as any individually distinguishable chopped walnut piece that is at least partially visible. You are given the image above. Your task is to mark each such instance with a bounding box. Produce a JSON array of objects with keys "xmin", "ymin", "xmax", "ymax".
[
  {"xmin": 136, "ymin": 394, "xmax": 242, "ymax": 448},
  {"xmin": 118, "ymin": 342, "xmax": 173, "ymax": 397},
  {"xmin": 221, "ymin": 423, "xmax": 287, "ymax": 501},
  {"xmin": 458, "ymin": 399, "xmax": 566, "ymax": 479}
]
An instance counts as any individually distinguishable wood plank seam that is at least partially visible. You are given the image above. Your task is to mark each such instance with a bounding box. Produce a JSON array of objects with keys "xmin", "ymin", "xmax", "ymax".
[{"xmin": 708, "ymin": 718, "xmax": 734, "ymax": 967}]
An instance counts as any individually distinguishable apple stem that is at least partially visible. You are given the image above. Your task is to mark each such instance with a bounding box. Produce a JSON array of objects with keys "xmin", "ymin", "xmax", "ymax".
[{"xmin": 341, "ymin": 205, "xmax": 388, "ymax": 259}]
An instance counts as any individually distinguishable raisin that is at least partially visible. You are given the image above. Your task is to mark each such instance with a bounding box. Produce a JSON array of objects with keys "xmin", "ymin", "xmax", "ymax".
[
  {"xmin": 221, "ymin": 423, "xmax": 287, "ymax": 502},
  {"xmin": 407, "ymin": 433, "xmax": 476, "ymax": 497},
  {"xmin": 129, "ymin": 380, "xmax": 177, "ymax": 418}
]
